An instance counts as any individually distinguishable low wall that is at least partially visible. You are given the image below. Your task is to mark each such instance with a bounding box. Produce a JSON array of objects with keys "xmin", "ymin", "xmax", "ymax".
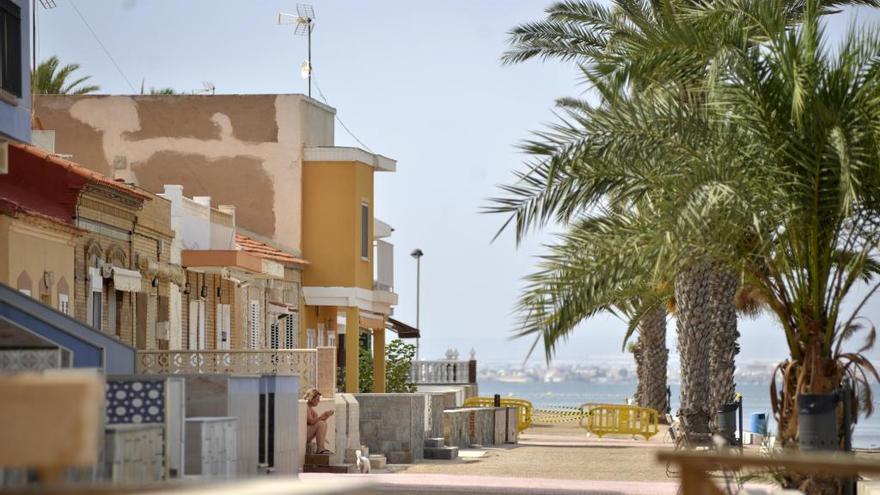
[
  {"xmin": 334, "ymin": 393, "xmax": 360, "ymax": 465},
  {"xmin": 423, "ymin": 391, "xmax": 456, "ymax": 438},
  {"xmin": 442, "ymin": 407, "xmax": 518, "ymax": 448},
  {"xmin": 354, "ymin": 393, "xmax": 425, "ymax": 463},
  {"xmin": 416, "ymin": 384, "xmax": 479, "ymax": 407}
]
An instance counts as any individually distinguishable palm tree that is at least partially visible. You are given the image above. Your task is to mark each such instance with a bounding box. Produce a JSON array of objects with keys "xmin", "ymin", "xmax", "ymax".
[
  {"xmin": 632, "ymin": 305, "xmax": 669, "ymax": 414},
  {"xmin": 503, "ymin": 1, "xmax": 880, "ymax": 489},
  {"xmin": 492, "ymin": 0, "xmax": 878, "ymax": 437},
  {"xmin": 32, "ymin": 56, "xmax": 99, "ymax": 95}
]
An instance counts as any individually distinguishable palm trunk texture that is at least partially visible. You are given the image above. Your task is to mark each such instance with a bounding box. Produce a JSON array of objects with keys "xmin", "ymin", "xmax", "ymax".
[
  {"xmin": 675, "ymin": 263, "xmax": 713, "ymax": 435},
  {"xmin": 634, "ymin": 306, "xmax": 668, "ymax": 414},
  {"xmin": 708, "ymin": 267, "xmax": 739, "ymax": 424}
]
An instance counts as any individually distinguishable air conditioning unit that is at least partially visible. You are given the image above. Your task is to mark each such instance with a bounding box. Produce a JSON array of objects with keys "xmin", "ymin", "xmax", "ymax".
[{"xmin": 0, "ymin": 140, "xmax": 8, "ymax": 174}]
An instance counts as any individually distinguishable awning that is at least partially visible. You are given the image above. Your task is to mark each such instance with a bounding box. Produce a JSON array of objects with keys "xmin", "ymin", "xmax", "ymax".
[
  {"xmin": 112, "ymin": 267, "xmax": 143, "ymax": 293},
  {"xmin": 268, "ymin": 301, "xmax": 298, "ymax": 315},
  {"xmin": 386, "ymin": 317, "xmax": 420, "ymax": 339}
]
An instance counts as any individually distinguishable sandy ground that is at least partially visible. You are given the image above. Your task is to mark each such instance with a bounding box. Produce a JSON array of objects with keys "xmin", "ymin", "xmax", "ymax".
[{"xmin": 391, "ymin": 423, "xmax": 676, "ymax": 482}]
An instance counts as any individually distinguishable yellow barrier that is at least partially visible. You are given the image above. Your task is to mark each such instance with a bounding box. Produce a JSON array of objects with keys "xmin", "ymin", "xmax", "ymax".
[
  {"xmin": 581, "ymin": 403, "xmax": 660, "ymax": 440},
  {"xmin": 463, "ymin": 396, "xmax": 533, "ymax": 432}
]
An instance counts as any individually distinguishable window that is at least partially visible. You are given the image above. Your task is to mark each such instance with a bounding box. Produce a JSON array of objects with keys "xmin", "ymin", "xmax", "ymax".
[
  {"xmin": 327, "ymin": 330, "xmax": 335, "ymax": 348},
  {"xmin": 57, "ymin": 278, "xmax": 70, "ymax": 315},
  {"xmin": 215, "ymin": 303, "xmax": 230, "ymax": 350},
  {"xmin": 306, "ymin": 328, "xmax": 316, "ymax": 349},
  {"xmin": 248, "ymin": 300, "xmax": 261, "ymax": 350},
  {"xmin": 58, "ymin": 293, "xmax": 70, "ymax": 315},
  {"xmin": 360, "ymin": 202, "xmax": 370, "ymax": 260},
  {"xmin": 188, "ymin": 300, "xmax": 206, "ymax": 350},
  {"xmin": 284, "ymin": 314, "xmax": 298, "ymax": 348},
  {"xmin": 87, "ymin": 267, "xmax": 103, "ymax": 330},
  {"xmin": 270, "ymin": 322, "xmax": 280, "ymax": 349},
  {"xmin": 0, "ymin": 0, "xmax": 21, "ymax": 97}
]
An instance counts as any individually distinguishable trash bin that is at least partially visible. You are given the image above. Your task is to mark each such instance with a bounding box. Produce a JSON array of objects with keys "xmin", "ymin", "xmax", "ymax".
[
  {"xmin": 799, "ymin": 393, "xmax": 839, "ymax": 451},
  {"xmin": 749, "ymin": 412, "xmax": 767, "ymax": 435},
  {"xmin": 717, "ymin": 403, "xmax": 738, "ymax": 441}
]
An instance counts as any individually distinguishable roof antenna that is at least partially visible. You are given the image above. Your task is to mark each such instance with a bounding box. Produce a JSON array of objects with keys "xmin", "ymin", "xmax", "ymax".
[{"xmin": 277, "ymin": 4, "xmax": 315, "ymax": 98}]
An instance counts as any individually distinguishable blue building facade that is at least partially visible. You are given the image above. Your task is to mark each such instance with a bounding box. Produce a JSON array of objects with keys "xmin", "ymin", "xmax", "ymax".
[{"xmin": 0, "ymin": 0, "xmax": 31, "ymax": 144}]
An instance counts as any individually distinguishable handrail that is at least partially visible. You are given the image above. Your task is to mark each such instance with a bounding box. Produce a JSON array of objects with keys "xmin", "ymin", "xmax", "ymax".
[
  {"xmin": 137, "ymin": 349, "xmax": 317, "ymax": 392},
  {"xmin": 463, "ymin": 396, "xmax": 533, "ymax": 432},
  {"xmin": 411, "ymin": 359, "xmax": 471, "ymax": 384}
]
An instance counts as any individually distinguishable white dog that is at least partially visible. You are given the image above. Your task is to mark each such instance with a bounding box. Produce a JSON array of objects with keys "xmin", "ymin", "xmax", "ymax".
[{"xmin": 355, "ymin": 449, "xmax": 371, "ymax": 474}]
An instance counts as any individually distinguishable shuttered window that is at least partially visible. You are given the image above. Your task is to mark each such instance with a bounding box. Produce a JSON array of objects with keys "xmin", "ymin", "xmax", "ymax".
[
  {"xmin": 360, "ymin": 203, "xmax": 370, "ymax": 260},
  {"xmin": 284, "ymin": 314, "xmax": 298, "ymax": 348},
  {"xmin": 0, "ymin": 0, "xmax": 22, "ymax": 97},
  {"xmin": 248, "ymin": 300, "xmax": 261, "ymax": 350}
]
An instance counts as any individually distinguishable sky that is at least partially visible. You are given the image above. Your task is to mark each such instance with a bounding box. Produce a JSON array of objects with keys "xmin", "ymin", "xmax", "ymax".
[{"xmin": 37, "ymin": 1, "xmax": 880, "ymax": 367}]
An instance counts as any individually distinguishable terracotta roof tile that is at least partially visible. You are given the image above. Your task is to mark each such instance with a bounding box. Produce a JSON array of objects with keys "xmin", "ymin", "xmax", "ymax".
[{"xmin": 235, "ymin": 233, "xmax": 309, "ymax": 266}]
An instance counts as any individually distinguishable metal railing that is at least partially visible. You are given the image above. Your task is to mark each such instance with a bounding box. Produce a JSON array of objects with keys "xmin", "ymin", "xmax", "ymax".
[
  {"xmin": 137, "ymin": 349, "xmax": 317, "ymax": 392},
  {"xmin": 410, "ymin": 359, "xmax": 475, "ymax": 385}
]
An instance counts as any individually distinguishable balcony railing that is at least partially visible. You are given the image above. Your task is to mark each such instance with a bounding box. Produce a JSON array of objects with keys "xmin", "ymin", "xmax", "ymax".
[
  {"xmin": 137, "ymin": 349, "xmax": 318, "ymax": 392},
  {"xmin": 410, "ymin": 359, "xmax": 476, "ymax": 385}
]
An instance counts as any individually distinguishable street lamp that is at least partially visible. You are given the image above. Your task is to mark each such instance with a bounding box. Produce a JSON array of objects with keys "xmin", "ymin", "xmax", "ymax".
[{"xmin": 410, "ymin": 248, "xmax": 423, "ymax": 361}]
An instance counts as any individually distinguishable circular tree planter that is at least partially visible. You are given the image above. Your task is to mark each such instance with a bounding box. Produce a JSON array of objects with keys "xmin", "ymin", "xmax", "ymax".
[{"xmin": 798, "ymin": 393, "xmax": 839, "ymax": 451}]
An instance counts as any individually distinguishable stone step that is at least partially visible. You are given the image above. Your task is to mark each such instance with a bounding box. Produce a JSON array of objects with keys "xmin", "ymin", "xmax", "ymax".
[
  {"xmin": 424, "ymin": 437, "xmax": 446, "ymax": 448},
  {"xmin": 424, "ymin": 446, "xmax": 459, "ymax": 460},
  {"xmin": 304, "ymin": 453, "xmax": 332, "ymax": 466},
  {"xmin": 368, "ymin": 454, "xmax": 386, "ymax": 469},
  {"xmin": 302, "ymin": 463, "xmax": 357, "ymax": 474}
]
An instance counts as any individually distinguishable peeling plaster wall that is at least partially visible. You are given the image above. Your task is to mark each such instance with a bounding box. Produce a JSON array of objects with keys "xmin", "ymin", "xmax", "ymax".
[{"xmin": 34, "ymin": 95, "xmax": 336, "ymax": 253}]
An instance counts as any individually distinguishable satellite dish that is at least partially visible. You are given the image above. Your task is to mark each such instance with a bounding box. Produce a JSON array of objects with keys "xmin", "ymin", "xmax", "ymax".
[{"xmin": 300, "ymin": 60, "xmax": 312, "ymax": 79}]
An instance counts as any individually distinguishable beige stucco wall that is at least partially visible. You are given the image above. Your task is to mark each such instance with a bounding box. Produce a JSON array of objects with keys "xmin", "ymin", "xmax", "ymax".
[
  {"xmin": 0, "ymin": 215, "xmax": 77, "ymax": 312},
  {"xmin": 35, "ymin": 94, "xmax": 336, "ymax": 254}
]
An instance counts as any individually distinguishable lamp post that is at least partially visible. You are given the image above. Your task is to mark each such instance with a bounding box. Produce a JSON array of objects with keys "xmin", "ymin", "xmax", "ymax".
[{"xmin": 410, "ymin": 248, "xmax": 423, "ymax": 361}]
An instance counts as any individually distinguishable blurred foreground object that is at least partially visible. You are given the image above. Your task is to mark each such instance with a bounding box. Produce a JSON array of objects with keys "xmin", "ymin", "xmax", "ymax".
[{"xmin": 0, "ymin": 371, "xmax": 104, "ymax": 484}]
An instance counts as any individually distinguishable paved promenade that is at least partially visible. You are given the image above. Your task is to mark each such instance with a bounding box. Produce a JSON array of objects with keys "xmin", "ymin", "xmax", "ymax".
[{"xmin": 302, "ymin": 423, "xmax": 687, "ymax": 494}]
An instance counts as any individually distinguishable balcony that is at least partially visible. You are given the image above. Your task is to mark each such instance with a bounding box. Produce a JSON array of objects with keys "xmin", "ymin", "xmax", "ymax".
[
  {"xmin": 410, "ymin": 359, "xmax": 476, "ymax": 385},
  {"xmin": 137, "ymin": 349, "xmax": 324, "ymax": 392}
]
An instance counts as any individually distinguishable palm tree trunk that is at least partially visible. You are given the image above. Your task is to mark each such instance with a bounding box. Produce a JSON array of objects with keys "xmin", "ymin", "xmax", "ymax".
[
  {"xmin": 708, "ymin": 267, "xmax": 739, "ymax": 425},
  {"xmin": 636, "ymin": 306, "xmax": 668, "ymax": 414},
  {"xmin": 675, "ymin": 263, "xmax": 713, "ymax": 435}
]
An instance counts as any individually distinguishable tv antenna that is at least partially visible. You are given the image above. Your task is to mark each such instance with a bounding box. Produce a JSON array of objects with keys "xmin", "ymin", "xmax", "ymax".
[
  {"xmin": 277, "ymin": 4, "xmax": 315, "ymax": 98},
  {"xmin": 197, "ymin": 82, "xmax": 216, "ymax": 95}
]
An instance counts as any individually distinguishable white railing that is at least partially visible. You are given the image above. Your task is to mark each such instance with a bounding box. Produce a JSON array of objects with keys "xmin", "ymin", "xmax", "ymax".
[
  {"xmin": 137, "ymin": 349, "xmax": 317, "ymax": 392},
  {"xmin": 410, "ymin": 360, "xmax": 472, "ymax": 385}
]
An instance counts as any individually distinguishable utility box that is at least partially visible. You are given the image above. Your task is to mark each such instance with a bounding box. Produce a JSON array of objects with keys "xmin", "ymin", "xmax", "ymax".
[
  {"xmin": 104, "ymin": 424, "xmax": 164, "ymax": 484},
  {"xmin": 185, "ymin": 417, "xmax": 238, "ymax": 480}
]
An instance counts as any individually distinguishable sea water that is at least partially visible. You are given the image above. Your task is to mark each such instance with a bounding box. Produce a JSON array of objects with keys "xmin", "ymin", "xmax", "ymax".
[{"xmin": 479, "ymin": 380, "xmax": 880, "ymax": 449}]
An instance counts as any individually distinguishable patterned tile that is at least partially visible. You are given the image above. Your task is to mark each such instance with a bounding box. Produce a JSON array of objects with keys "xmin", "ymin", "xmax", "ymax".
[{"xmin": 106, "ymin": 380, "xmax": 165, "ymax": 424}]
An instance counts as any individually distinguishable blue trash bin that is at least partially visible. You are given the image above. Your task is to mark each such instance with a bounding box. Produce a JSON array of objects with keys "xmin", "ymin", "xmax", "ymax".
[{"xmin": 749, "ymin": 412, "xmax": 767, "ymax": 435}]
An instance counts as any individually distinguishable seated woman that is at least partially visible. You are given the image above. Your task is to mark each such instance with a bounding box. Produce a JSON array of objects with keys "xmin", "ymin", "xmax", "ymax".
[{"xmin": 304, "ymin": 388, "xmax": 334, "ymax": 454}]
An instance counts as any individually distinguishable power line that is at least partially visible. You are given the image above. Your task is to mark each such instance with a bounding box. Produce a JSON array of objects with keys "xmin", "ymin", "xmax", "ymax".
[
  {"xmin": 311, "ymin": 76, "xmax": 373, "ymax": 153},
  {"xmin": 68, "ymin": 0, "xmax": 136, "ymax": 92}
]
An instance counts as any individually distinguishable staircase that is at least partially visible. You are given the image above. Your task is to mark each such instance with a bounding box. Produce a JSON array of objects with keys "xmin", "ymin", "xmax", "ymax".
[
  {"xmin": 302, "ymin": 453, "xmax": 356, "ymax": 474},
  {"xmin": 424, "ymin": 437, "xmax": 459, "ymax": 460}
]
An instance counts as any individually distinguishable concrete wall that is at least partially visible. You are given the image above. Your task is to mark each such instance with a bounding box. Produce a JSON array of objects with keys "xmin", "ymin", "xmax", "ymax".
[
  {"xmin": 423, "ymin": 391, "xmax": 456, "ymax": 438},
  {"xmin": 334, "ymin": 393, "xmax": 360, "ymax": 465},
  {"xmin": 184, "ymin": 375, "xmax": 260, "ymax": 477},
  {"xmin": 354, "ymin": 393, "xmax": 424, "ymax": 464},
  {"xmin": 442, "ymin": 407, "xmax": 518, "ymax": 449},
  {"xmin": 416, "ymin": 384, "xmax": 478, "ymax": 407},
  {"xmin": 0, "ymin": 0, "xmax": 31, "ymax": 144},
  {"xmin": 261, "ymin": 374, "xmax": 299, "ymax": 475},
  {"xmin": 35, "ymin": 94, "xmax": 337, "ymax": 253}
]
